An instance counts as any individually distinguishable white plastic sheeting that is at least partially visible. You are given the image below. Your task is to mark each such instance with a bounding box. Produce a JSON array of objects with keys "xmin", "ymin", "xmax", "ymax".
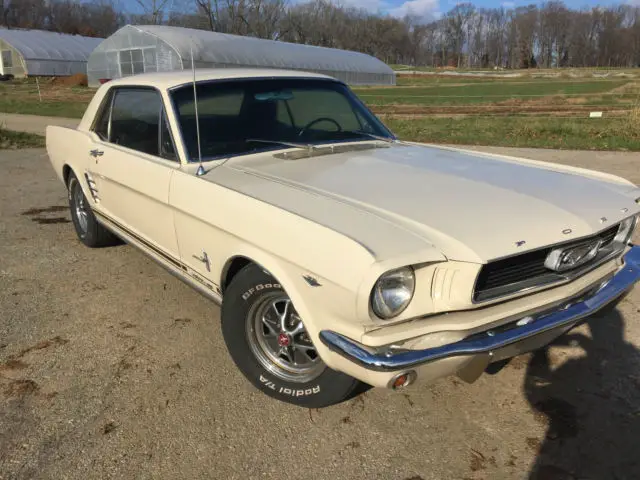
[
  {"xmin": 0, "ymin": 28, "xmax": 102, "ymax": 77},
  {"xmin": 87, "ymin": 25, "xmax": 395, "ymax": 87}
]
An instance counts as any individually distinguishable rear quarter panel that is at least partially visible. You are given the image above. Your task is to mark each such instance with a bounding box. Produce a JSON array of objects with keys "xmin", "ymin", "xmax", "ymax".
[{"xmin": 45, "ymin": 125, "xmax": 93, "ymax": 185}]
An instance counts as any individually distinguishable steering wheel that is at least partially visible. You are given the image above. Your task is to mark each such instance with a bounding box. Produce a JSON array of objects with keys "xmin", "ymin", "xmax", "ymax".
[{"xmin": 298, "ymin": 117, "xmax": 342, "ymax": 137}]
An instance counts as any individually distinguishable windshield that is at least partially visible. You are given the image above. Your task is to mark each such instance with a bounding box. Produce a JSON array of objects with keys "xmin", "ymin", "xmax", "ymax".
[{"xmin": 170, "ymin": 78, "xmax": 395, "ymax": 161}]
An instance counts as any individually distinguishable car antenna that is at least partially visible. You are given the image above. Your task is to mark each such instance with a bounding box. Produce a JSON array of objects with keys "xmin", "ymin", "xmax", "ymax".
[{"xmin": 191, "ymin": 39, "xmax": 205, "ymax": 177}]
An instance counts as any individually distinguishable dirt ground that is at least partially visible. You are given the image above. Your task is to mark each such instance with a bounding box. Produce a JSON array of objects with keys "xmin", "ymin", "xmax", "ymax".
[{"xmin": 1, "ymin": 148, "xmax": 640, "ymax": 480}]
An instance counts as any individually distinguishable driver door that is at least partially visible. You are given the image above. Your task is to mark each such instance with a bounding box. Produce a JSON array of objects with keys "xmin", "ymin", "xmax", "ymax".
[{"xmin": 87, "ymin": 87, "xmax": 181, "ymax": 260}]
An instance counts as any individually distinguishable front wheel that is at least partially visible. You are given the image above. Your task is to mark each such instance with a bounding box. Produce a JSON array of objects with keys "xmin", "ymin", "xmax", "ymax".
[{"xmin": 221, "ymin": 264, "xmax": 363, "ymax": 407}]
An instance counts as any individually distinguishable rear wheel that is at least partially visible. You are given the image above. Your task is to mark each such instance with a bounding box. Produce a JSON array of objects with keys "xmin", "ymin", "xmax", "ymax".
[
  {"xmin": 221, "ymin": 263, "xmax": 363, "ymax": 407},
  {"xmin": 67, "ymin": 171, "xmax": 119, "ymax": 248}
]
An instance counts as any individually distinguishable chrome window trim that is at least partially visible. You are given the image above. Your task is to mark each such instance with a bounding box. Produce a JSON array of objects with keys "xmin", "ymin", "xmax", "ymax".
[{"xmin": 89, "ymin": 88, "xmax": 114, "ymax": 141}]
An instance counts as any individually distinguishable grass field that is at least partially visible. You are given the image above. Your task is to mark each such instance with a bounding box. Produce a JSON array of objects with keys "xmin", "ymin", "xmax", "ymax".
[
  {"xmin": 1, "ymin": 73, "xmax": 639, "ymax": 150},
  {"xmin": 0, "ymin": 78, "xmax": 92, "ymax": 118},
  {"xmin": 385, "ymin": 115, "xmax": 640, "ymax": 151},
  {"xmin": 0, "ymin": 127, "xmax": 45, "ymax": 149}
]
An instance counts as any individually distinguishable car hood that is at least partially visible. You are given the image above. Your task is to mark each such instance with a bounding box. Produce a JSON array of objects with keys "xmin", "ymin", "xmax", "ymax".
[{"xmin": 225, "ymin": 143, "xmax": 640, "ymax": 263}]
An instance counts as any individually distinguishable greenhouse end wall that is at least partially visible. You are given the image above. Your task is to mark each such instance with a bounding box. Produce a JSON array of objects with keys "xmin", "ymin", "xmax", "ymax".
[
  {"xmin": 88, "ymin": 25, "xmax": 395, "ymax": 87},
  {"xmin": 0, "ymin": 29, "xmax": 102, "ymax": 77},
  {"xmin": 87, "ymin": 29, "xmax": 183, "ymax": 86},
  {"xmin": 0, "ymin": 39, "xmax": 25, "ymax": 77}
]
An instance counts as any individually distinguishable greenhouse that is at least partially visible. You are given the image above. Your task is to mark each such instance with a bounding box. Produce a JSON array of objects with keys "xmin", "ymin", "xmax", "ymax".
[
  {"xmin": 0, "ymin": 28, "xmax": 102, "ymax": 77},
  {"xmin": 87, "ymin": 25, "xmax": 395, "ymax": 87}
]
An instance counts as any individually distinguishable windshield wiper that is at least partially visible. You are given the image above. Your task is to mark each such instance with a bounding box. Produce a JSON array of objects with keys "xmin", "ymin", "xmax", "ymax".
[
  {"xmin": 345, "ymin": 130, "xmax": 396, "ymax": 143},
  {"xmin": 246, "ymin": 138, "xmax": 316, "ymax": 151}
]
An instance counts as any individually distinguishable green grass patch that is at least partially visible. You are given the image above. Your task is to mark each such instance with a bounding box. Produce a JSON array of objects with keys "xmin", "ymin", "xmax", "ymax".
[
  {"xmin": 354, "ymin": 79, "xmax": 631, "ymax": 106},
  {"xmin": 0, "ymin": 95, "xmax": 89, "ymax": 118},
  {"xmin": 395, "ymin": 75, "xmax": 526, "ymax": 86},
  {"xmin": 0, "ymin": 80, "xmax": 91, "ymax": 118},
  {"xmin": 385, "ymin": 115, "xmax": 640, "ymax": 151},
  {"xmin": 0, "ymin": 128, "xmax": 45, "ymax": 149}
]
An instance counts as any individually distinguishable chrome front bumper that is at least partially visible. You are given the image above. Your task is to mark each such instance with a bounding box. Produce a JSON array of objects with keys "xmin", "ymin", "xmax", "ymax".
[{"xmin": 319, "ymin": 246, "xmax": 640, "ymax": 373}]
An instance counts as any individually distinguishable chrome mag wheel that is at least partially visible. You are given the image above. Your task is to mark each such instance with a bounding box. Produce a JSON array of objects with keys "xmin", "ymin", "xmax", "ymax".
[
  {"xmin": 72, "ymin": 182, "xmax": 88, "ymax": 234},
  {"xmin": 246, "ymin": 293, "xmax": 325, "ymax": 383}
]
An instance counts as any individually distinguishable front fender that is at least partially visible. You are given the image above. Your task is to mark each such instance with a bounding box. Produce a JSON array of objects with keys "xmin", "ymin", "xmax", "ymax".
[{"xmin": 219, "ymin": 244, "xmax": 367, "ymax": 373}]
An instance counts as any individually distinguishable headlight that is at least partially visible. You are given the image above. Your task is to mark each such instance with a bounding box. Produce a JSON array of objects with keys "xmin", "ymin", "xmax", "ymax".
[
  {"xmin": 371, "ymin": 267, "xmax": 415, "ymax": 319},
  {"xmin": 614, "ymin": 216, "xmax": 637, "ymax": 244}
]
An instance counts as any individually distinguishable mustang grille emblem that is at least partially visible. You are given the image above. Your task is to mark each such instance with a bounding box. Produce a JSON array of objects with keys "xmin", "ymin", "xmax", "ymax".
[{"xmin": 544, "ymin": 240, "xmax": 602, "ymax": 272}]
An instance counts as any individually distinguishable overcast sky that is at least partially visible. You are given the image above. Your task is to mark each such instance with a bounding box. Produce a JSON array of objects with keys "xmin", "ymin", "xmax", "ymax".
[{"xmin": 121, "ymin": 0, "xmax": 639, "ymax": 23}]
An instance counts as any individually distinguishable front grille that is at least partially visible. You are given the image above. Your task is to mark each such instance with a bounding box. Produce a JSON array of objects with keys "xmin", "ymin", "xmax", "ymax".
[{"xmin": 474, "ymin": 224, "xmax": 620, "ymax": 302}]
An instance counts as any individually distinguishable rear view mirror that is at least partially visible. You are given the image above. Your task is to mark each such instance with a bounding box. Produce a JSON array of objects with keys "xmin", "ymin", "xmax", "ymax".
[{"xmin": 254, "ymin": 90, "xmax": 294, "ymax": 102}]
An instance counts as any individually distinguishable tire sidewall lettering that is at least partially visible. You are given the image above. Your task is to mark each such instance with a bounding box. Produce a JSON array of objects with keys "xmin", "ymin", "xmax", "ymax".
[
  {"xmin": 242, "ymin": 283, "xmax": 280, "ymax": 301},
  {"xmin": 259, "ymin": 374, "xmax": 320, "ymax": 397}
]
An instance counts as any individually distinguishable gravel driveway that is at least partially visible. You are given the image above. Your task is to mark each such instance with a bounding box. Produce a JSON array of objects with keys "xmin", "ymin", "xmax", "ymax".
[{"xmin": 1, "ymin": 147, "xmax": 639, "ymax": 479}]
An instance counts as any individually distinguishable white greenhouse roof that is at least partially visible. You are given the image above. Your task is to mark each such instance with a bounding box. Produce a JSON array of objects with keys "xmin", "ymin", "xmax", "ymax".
[
  {"xmin": 134, "ymin": 25, "xmax": 393, "ymax": 76},
  {"xmin": 89, "ymin": 24, "xmax": 395, "ymax": 86},
  {"xmin": 0, "ymin": 28, "xmax": 102, "ymax": 62}
]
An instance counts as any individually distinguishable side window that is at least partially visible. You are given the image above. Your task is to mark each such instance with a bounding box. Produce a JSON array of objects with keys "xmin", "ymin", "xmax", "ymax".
[{"xmin": 110, "ymin": 89, "xmax": 161, "ymax": 156}]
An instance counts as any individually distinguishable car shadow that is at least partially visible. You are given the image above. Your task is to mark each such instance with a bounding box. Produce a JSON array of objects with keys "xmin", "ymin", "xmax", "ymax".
[{"xmin": 523, "ymin": 303, "xmax": 640, "ymax": 479}]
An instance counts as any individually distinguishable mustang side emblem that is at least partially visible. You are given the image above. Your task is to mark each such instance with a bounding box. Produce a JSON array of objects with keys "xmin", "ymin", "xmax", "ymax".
[
  {"xmin": 192, "ymin": 250, "xmax": 211, "ymax": 272},
  {"xmin": 515, "ymin": 240, "xmax": 526, "ymax": 247},
  {"xmin": 544, "ymin": 240, "xmax": 602, "ymax": 272},
  {"xmin": 302, "ymin": 274, "xmax": 322, "ymax": 287}
]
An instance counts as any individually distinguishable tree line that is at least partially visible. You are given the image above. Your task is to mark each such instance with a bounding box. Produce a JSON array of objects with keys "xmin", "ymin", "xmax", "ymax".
[{"xmin": 2, "ymin": 0, "xmax": 640, "ymax": 68}]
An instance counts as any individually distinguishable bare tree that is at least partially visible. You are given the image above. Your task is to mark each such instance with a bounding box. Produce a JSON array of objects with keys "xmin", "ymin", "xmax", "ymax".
[
  {"xmin": 194, "ymin": 0, "xmax": 223, "ymax": 31},
  {"xmin": 134, "ymin": 0, "xmax": 172, "ymax": 24},
  {"xmin": 2, "ymin": 0, "xmax": 639, "ymax": 69},
  {"xmin": 446, "ymin": 3, "xmax": 475, "ymax": 67}
]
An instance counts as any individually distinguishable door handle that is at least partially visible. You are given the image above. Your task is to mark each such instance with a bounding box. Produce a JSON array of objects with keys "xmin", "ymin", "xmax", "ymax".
[{"xmin": 89, "ymin": 149, "xmax": 104, "ymax": 158}]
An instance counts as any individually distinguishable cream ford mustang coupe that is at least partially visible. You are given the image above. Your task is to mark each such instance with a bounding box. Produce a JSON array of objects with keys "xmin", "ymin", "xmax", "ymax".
[{"xmin": 47, "ymin": 69, "xmax": 640, "ymax": 407}]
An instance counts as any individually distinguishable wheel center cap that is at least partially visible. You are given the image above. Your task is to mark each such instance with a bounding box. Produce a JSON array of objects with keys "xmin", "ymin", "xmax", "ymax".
[{"xmin": 277, "ymin": 333, "xmax": 291, "ymax": 347}]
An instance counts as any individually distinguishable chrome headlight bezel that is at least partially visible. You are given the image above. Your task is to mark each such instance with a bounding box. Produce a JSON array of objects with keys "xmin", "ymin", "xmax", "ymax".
[{"xmin": 371, "ymin": 267, "xmax": 416, "ymax": 320}]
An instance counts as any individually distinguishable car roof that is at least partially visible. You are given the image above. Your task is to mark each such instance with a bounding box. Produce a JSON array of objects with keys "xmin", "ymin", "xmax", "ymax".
[{"xmin": 105, "ymin": 68, "xmax": 338, "ymax": 89}]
